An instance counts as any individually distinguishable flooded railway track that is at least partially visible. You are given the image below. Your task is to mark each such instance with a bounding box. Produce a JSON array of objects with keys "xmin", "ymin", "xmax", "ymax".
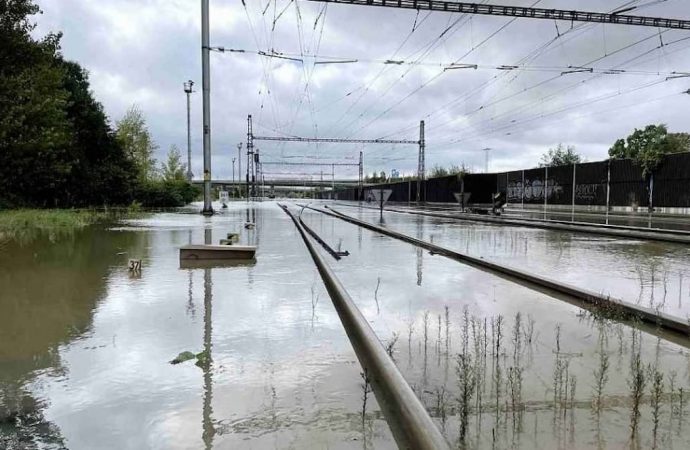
[
  {"xmin": 300, "ymin": 203, "xmax": 690, "ymax": 344},
  {"xmin": 342, "ymin": 202, "xmax": 690, "ymax": 244},
  {"xmin": 279, "ymin": 203, "xmax": 451, "ymax": 450}
]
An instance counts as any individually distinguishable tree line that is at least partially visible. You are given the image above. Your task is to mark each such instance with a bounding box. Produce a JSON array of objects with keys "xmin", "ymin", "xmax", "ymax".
[
  {"xmin": 539, "ymin": 125, "xmax": 689, "ymax": 173},
  {"xmin": 0, "ymin": 0, "xmax": 198, "ymax": 208}
]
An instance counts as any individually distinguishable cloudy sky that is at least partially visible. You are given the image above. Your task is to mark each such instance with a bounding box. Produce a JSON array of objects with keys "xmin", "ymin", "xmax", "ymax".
[{"xmin": 34, "ymin": 0, "xmax": 690, "ymax": 180}]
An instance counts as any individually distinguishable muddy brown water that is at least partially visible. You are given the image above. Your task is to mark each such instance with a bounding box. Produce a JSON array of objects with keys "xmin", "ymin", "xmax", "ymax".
[{"xmin": 1, "ymin": 201, "xmax": 689, "ymax": 449}]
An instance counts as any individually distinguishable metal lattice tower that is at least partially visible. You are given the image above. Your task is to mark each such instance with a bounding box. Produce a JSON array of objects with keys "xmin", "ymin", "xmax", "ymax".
[
  {"xmin": 250, "ymin": 120, "xmax": 423, "ymax": 199},
  {"xmin": 246, "ymin": 115, "xmax": 255, "ymax": 197}
]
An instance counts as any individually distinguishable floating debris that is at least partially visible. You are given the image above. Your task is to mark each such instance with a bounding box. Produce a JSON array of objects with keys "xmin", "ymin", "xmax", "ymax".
[{"xmin": 170, "ymin": 351, "xmax": 196, "ymax": 365}]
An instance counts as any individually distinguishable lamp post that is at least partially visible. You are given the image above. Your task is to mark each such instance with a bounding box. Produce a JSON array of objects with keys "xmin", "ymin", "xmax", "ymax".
[
  {"xmin": 183, "ymin": 80, "xmax": 194, "ymax": 181},
  {"xmin": 232, "ymin": 157, "xmax": 236, "ymax": 197}
]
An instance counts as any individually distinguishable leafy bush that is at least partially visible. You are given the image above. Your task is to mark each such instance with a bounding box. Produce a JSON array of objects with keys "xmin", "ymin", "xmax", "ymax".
[{"xmin": 135, "ymin": 181, "xmax": 200, "ymax": 207}]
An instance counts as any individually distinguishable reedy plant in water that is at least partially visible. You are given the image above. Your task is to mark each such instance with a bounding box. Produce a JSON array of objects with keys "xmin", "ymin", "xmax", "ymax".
[
  {"xmin": 456, "ymin": 352, "xmax": 477, "ymax": 444},
  {"xmin": 512, "ymin": 312, "xmax": 522, "ymax": 366},
  {"xmin": 593, "ymin": 339, "xmax": 610, "ymax": 415},
  {"xmin": 650, "ymin": 367, "xmax": 664, "ymax": 449},
  {"xmin": 628, "ymin": 350, "xmax": 646, "ymax": 439}
]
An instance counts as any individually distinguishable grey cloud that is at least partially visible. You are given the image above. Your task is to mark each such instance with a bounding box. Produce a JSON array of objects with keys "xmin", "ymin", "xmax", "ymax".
[{"xmin": 34, "ymin": 0, "xmax": 690, "ymax": 178}]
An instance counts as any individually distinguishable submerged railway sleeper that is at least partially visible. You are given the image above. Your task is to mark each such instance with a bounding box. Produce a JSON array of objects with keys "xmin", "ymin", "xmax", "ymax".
[
  {"xmin": 278, "ymin": 204, "xmax": 450, "ymax": 450},
  {"xmin": 301, "ymin": 204, "xmax": 690, "ymax": 340},
  {"xmin": 340, "ymin": 202, "xmax": 690, "ymax": 244}
]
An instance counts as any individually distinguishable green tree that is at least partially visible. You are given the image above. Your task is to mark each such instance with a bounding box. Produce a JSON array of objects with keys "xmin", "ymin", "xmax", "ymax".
[
  {"xmin": 116, "ymin": 105, "xmax": 158, "ymax": 181},
  {"xmin": 539, "ymin": 144, "xmax": 581, "ymax": 167},
  {"xmin": 430, "ymin": 165, "xmax": 449, "ymax": 178},
  {"xmin": 160, "ymin": 145, "xmax": 187, "ymax": 182},
  {"xmin": 59, "ymin": 59, "xmax": 136, "ymax": 205},
  {"xmin": 0, "ymin": 1, "xmax": 73, "ymax": 207},
  {"xmin": 609, "ymin": 124, "xmax": 690, "ymax": 175}
]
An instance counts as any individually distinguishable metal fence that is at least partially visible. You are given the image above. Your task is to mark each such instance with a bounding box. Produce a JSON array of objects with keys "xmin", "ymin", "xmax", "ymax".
[{"xmin": 325, "ymin": 152, "xmax": 690, "ymax": 209}]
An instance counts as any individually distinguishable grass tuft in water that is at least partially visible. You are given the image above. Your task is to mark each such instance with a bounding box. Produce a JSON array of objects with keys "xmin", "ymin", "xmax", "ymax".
[{"xmin": 0, "ymin": 208, "xmax": 140, "ymax": 242}]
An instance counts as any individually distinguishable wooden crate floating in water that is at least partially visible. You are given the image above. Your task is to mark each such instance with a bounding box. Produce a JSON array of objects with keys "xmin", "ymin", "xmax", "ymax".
[{"xmin": 179, "ymin": 245, "xmax": 256, "ymax": 261}]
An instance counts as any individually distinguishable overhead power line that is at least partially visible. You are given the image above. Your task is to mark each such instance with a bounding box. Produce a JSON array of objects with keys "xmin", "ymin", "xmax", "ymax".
[
  {"xmin": 252, "ymin": 135, "xmax": 420, "ymax": 144},
  {"xmin": 209, "ymin": 47, "xmax": 690, "ymax": 76},
  {"xmin": 262, "ymin": 161, "xmax": 360, "ymax": 166},
  {"xmin": 306, "ymin": 1, "xmax": 690, "ymax": 30}
]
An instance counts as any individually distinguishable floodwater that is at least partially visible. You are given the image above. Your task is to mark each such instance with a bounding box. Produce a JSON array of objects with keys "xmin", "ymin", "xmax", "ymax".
[
  {"xmin": 2, "ymin": 201, "xmax": 690, "ymax": 449},
  {"xmin": 389, "ymin": 202, "xmax": 690, "ymax": 232},
  {"xmin": 336, "ymin": 201, "xmax": 690, "ymax": 318}
]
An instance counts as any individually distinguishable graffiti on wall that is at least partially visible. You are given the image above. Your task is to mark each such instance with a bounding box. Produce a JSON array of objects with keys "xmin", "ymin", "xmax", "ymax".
[
  {"xmin": 574, "ymin": 183, "xmax": 601, "ymax": 202},
  {"xmin": 507, "ymin": 179, "xmax": 563, "ymax": 202}
]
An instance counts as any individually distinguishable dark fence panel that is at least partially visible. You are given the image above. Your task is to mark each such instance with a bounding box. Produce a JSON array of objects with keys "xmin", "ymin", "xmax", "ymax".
[
  {"xmin": 572, "ymin": 161, "xmax": 607, "ymax": 206},
  {"xmin": 462, "ymin": 174, "xmax": 498, "ymax": 204},
  {"xmin": 521, "ymin": 168, "xmax": 547, "ymax": 204},
  {"xmin": 653, "ymin": 152, "xmax": 690, "ymax": 207},
  {"xmin": 609, "ymin": 159, "xmax": 647, "ymax": 208},
  {"xmin": 426, "ymin": 175, "xmax": 460, "ymax": 203},
  {"xmin": 497, "ymin": 172, "xmax": 508, "ymax": 195},
  {"xmin": 547, "ymin": 164, "xmax": 574, "ymax": 205},
  {"xmin": 506, "ymin": 171, "xmax": 524, "ymax": 203}
]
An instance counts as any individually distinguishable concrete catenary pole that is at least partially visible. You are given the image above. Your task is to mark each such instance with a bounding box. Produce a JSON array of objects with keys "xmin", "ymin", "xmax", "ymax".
[
  {"xmin": 544, "ymin": 165, "xmax": 548, "ymax": 217},
  {"xmin": 358, "ymin": 150, "xmax": 363, "ymax": 201},
  {"xmin": 606, "ymin": 159, "xmax": 612, "ymax": 224},
  {"xmin": 201, "ymin": 0, "xmax": 213, "ymax": 215},
  {"xmin": 184, "ymin": 80, "xmax": 194, "ymax": 181},
  {"xmin": 571, "ymin": 163, "xmax": 577, "ymax": 221},
  {"xmin": 417, "ymin": 121, "xmax": 425, "ymax": 203}
]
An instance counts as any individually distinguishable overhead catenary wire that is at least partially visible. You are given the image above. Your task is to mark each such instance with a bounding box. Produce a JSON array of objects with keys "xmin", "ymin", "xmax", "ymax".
[
  {"xmin": 373, "ymin": 0, "xmax": 650, "ymax": 139},
  {"xmin": 432, "ymin": 33, "xmax": 690, "ymax": 145},
  {"xmin": 421, "ymin": 27, "xmax": 689, "ymax": 145},
  {"xmin": 374, "ymin": 0, "xmax": 677, "ymax": 142},
  {"xmin": 237, "ymin": 0, "xmax": 687, "ymax": 177}
]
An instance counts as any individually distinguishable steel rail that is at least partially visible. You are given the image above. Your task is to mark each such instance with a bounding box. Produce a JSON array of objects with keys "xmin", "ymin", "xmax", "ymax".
[
  {"xmin": 303, "ymin": 204, "xmax": 690, "ymax": 337},
  {"xmin": 346, "ymin": 202, "xmax": 690, "ymax": 244},
  {"xmin": 279, "ymin": 204, "xmax": 450, "ymax": 450},
  {"xmin": 307, "ymin": 0, "xmax": 690, "ymax": 30},
  {"xmin": 298, "ymin": 212, "xmax": 349, "ymax": 260},
  {"xmin": 372, "ymin": 203, "xmax": 690, "ymax": 236}
]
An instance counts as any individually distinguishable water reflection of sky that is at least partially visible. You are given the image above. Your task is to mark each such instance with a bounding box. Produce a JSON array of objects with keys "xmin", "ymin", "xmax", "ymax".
[
  {"xmin": 9, "ymin": 202, "xmax": 396, "ymax": 449},
  {"xmin": 332, "ymin": 203, "xmax": 690, "ymax": 318},
  {"xmin": 4, "ymin": 201, "xmax": 690, "ymax": 449}
]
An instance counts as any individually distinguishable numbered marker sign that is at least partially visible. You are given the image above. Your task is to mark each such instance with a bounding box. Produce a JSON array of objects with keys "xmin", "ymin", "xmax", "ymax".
[{"xmin": 128, "ymin": 259, "xmax": 142, "ymax": 272}]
